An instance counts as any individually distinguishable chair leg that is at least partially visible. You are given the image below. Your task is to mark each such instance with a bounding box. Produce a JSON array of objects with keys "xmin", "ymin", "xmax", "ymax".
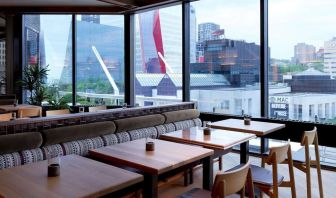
[
  {"xmin": 316, "ymin": 160, "xmax": 324, "ymax": 198},
  {"xmin": 218, "ymin": 156, "xmax": 223, "ymax": 170},
  {"xmin": 306, "ymin": 164, "xmax": 312, "ymax": 198}
]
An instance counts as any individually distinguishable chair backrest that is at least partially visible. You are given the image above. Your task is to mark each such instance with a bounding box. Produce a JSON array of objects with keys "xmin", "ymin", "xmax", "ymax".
[
  {"xmin": 211, "ymin": 161, "xmax": 252, "ymax": 197},
  {"xmin": 88, "ymin": 105, "xmax": 107, "ymax": 112},
  {"xmin": 301, "ymin": 126, "xmax": 317, "ymax": 146},
  {"xmin": 0, "ymin": 113, "xmax": 12, "ymax": 121},
  {"xmin": 46, "ymin": 109, "xmax": 70, "ymax": 117},
  {"xmin": 266, "ymin": 140, "xmax": 291, "ymax": 164},
  {"xmin": 18, "ymin": 108, "xmax": 41, "ymax": 118}
]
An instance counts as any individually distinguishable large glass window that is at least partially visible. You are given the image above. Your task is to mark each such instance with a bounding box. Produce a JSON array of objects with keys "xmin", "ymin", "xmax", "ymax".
[
  {"xmin": 75, "ymin": 15, "xmax": 124, "ymax": 105},
  {"xmin": 269, "ymin": 0, "xmax": 336, "ymax": 123},
  {"xmin": 134, "ymin": 5, "xmax": 182, "ymax": 106},
  {"xmin": 189, "ymin": 0, "xmax": 261, "ymax": 117},
  {"xmin": 23, "ymin": 15, "xmax": 72, "ymax": 104}
]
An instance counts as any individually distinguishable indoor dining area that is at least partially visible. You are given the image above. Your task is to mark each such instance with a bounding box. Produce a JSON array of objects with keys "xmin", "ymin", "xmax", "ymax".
[{"xmin": 0, "ymin": 0, "xmax": 335, "ymax": 197}]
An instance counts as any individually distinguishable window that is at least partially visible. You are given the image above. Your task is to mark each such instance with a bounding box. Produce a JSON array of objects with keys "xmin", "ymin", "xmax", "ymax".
[
  {"xmin": 189, "ymin": 0, "xmax": 260, "ymax": 117},
  {"xmin": 23, "ymin": 15, "xmax": 72, "ymax": 104},
  {"xmin": 76, "ymin": 15, "xmax": 124, "ymax": 105},
  {"xmin": 269, "ymin": 0, "xmax": 336, "ymax": 123},
  {"xmin": 134, "ymin": 6, "xmax": 182, "ymax": 106}
]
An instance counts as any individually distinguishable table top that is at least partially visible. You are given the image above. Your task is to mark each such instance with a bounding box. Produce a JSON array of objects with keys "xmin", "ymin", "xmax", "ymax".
[
  {"xmin": 89, "ymin": 139, "xmax": 214, "ymax": 175},
  {"xmin": 209, "ymin": 118, "xmax": 285, "ymax": 136},
  {"xmin": 0, "ymin": 155, "xmax": 143, "ymax": 198},
  {"xmin": 0, "ymin": 104, "xmax": 42, "ymax": 112},
  {"xmin": 160, "ymin": 127, "xmax": 256, "ymax": 150}
]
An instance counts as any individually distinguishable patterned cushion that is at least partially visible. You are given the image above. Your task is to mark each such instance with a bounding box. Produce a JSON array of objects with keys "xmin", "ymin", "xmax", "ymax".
[
  {"xmin": 21, "ymin": 148, "xmax": 44, "ymax": 165},
  {"xmin": 164, "ymin": 123, "xmax": 176, "ymax": 133},
  {"xmin": 41, "ymin": 144, "xmax": 65, "ymax": 159},
  {"xmin": 62, "ymin": 137, "xmax": 104, "ymax": 156},
  {"xmin": 115, "ymin": 132, "xmax": 131, "ymax": 143},
  {"xmin": 102, "ymin": 134, "xmax": 119, "ymax": 146},
  {"xmin": 0, "ymin": 152, "xmax": 21, "ymax": 169},
  {"xmin": 193, "ymin": 118, "xmax": 202, "ymax": 127},
  {"xmin": 155, "ymin": 125, "xmax": 167, "ymax": 137},
  {"xmin": 128, "ymin": 127, "xmax": 158, "ymax": 141},
  {"xmin": 0, "ymin": 148, "xmax": 44, "ymax": 169},
  {"xmin": 174, "ymin": 120, "xmax": 196, "ymax": 131}
]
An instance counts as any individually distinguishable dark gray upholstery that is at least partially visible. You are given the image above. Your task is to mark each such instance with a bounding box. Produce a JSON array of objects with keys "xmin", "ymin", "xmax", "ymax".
[
  {"xmin": 0, "ymin": 99, "xmax": 16, "ymax": 105},
  {"xmin": 0, "ymin": 132, "xmax": 42, "ymax": 155},
  {"xmin": 42, "ymin": 121, "xmax": 116, "ymax": 146},
  {"xmin": 114, "ymin": 114, "xmax": 165, "ymax": 132},
  {"xmin": 162, "ymin": 109, "xmax": 200, "ymax": 124}
]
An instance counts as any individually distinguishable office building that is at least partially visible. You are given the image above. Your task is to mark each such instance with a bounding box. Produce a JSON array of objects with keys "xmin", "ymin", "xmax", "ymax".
[{"xmin": 293, "ymin": 42, "xmax": 316, "ymax": 65}]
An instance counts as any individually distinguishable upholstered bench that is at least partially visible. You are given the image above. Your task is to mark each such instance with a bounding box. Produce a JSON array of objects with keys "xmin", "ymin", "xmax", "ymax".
[
  {"xmin": 0, "ymin": 132, "xmax": 43, "ymax": 169},
  {"xmin": 41, "ymin": 121, "xmax": 117, "ymax": 158}
]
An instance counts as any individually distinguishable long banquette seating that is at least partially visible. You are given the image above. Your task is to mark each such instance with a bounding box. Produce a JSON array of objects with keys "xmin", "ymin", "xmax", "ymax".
[{"xmin": 0, "ymin": 109, "xmax": 201, "ymax": 169}]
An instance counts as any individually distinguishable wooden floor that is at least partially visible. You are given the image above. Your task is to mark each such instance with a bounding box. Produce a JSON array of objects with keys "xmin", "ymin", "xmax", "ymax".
[{"xmin": 158, "ymin": 153, "xmax": 336, "ymax": 198}]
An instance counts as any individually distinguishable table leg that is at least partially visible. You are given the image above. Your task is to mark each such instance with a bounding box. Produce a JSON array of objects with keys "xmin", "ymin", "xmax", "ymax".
[
  {"xmin": 240, "ymin": 141, "xmax": 249, "ymax": 163},
  {"xmin": 202, "ymin": 155, "xmax": 213, "ymax": 190},
  {"xmin": 143, "ymin": 173, "xmax": 158, "ymax": 198},
  {"xmin": 260, "ymin": 137, "xmax": 269, "ymax": 154}
]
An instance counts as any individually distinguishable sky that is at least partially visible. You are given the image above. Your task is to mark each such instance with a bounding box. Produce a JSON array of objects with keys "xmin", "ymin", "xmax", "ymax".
[{"xmin": 192, "ymin": 0, "xmax": 336, "ymax": 60}]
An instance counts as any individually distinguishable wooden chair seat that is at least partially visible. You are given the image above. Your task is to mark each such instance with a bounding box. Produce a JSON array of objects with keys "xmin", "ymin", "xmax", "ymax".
[
  {"xmin": 177, "ymin": 188, "xmax": 211, "ymax": 198},
  {"xmin": 250, "ymin": 165, "xmax": 284, "ymax": 186},
  {"xmin": 177, "ymin": 188, "xmax": 245, "ymax": 198}
]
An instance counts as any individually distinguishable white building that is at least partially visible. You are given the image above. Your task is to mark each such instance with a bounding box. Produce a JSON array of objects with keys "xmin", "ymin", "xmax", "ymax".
[{"xmin": 324, "ymin": 37, "xmax": 336, "ymax": 78}]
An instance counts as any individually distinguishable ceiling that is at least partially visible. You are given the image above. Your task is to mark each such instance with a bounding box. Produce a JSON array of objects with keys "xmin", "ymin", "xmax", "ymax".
[{"xmin": 0, "ymin": 0, "xmax": 183, "ymax": 13}]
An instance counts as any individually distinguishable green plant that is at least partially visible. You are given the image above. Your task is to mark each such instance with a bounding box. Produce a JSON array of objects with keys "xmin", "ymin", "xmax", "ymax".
[{"xmin": 18, "ymin": 64, "xmax": 49, "ymax": 105}]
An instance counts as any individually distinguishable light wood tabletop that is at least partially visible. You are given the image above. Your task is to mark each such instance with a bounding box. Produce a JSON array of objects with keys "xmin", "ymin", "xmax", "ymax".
[
  {"xmin": 89, "ymin": 139, "xmax": 214, "ymax": 198},
  {"xmin": 0, "ymin": 104, "xmax": 42, "ymax": 113},
  {"xmin": 209, "ymin": 118, "xmax": 285, "ymax": 136},
  {"xmin": 160, "ymin": 126, "xmax": 256, "ymax": 150},
  {"xmin": 89, "ymin": 139, "xmax": 214, "ymax": 175},
  {"xmin": 0, "ymin": 155, "xmax": 143, "ymax": 198}
]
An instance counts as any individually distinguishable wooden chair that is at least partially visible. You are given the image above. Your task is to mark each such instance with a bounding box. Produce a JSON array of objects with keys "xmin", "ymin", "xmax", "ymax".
[
  {"xmin": 0, "ymin": 113, "xmax": 12, "ymax": 121},
  {"xmin": 18, "ymin": 108, "xmax": 42, "ymax": 118},
  {"xmin": 46, "ymin": 109, "xmax": 70, "ymax": 117},
  {"xmin": 251, "ymin": 140, "xmax": 296, "ymax": 198},
  {"xmin": 292, "ymin": 127, "xmax": 323, "ymax": 198},
  {"xmin": 88, "ymin": 105, "xmax": 107, "ymax": 112},
  {"xmin": 178, "ymin": 161, "xmax": 254, "ymax": 198}
]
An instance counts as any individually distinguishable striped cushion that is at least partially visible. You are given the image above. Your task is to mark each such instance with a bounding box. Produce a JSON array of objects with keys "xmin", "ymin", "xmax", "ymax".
[
  {"xmin": 41, "ymin": 144, "xmax": 64, "ymax": 159},
  {"xmin": 115, "ymin": 132, "xmax": 131, "ymax": 143},
  {"xmin": 128, "ymin": 127, "xmax": 158, "ymax": 141},
  {"xmin": 62, "ymin": 137, "xmax": 104, "ymax": 156},
  {"xmin": 102, "ymin": 134, "xmax": 119, "ymax": 146},
  {"xmin": 21, "ymin": 148, "xmax": 44, "ymax": 165},
  {"xmin": 174, "ymin": 120, "xmax": 196, "ymax": 130},
  {"xmin": 164, "ymin": 123, "xmax": 176, "ymax": 133},
  {"xmin": 0, "ymin": 152, "xmax": 21, "ymax": 169},
  {"xmin": 155, "ymin": 125, "xmax": 167, "ymax": 136}
]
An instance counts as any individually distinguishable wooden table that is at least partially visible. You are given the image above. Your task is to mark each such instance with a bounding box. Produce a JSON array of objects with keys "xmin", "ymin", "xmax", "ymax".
[
  {"xmin": 0, "ymin": 104, "xmax": 42, "ymax": 117},
  {"xmin": 160, "ymin": 127, "xmax": 256, "ymax": 165},
  {"xmin": 0, "ymin": 155, "xmax": 143, "ymax": 198},
  {"xmin": 89, "ymin": 139, "xmax": 214, "ymax": 198},
  {"xmin": 209, "ymin": 118, "xmax": 285, "ymax": 153}
]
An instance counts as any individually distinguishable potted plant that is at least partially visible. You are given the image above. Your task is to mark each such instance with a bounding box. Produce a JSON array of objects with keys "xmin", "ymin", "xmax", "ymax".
[{"xmin": 18, "ymin": 64, "xmax": 49, "ymax": 105}]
